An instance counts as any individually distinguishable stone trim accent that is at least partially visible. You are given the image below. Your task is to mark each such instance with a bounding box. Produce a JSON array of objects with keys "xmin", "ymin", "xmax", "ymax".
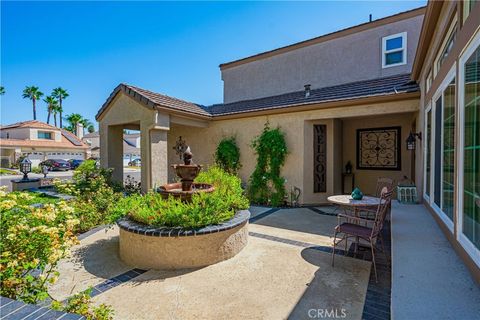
[{"xmin": 117, "ymin": 210, "xmax": 250, "ymax": 237}]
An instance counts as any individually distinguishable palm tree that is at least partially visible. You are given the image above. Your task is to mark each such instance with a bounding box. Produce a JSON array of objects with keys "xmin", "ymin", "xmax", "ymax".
[
  {"xmin": 52, "ymin": 87, "xmax": 69, "ymax": 128},
  {"xmin": 22, "ymin": 86, "xmax": 43, "ymax": 120},
  {"xmin": 44, "ymin": 96, "xmax": 57, "ymax": 124},
  {"xmin": 80, "ymin": 118, "xmax": 93, "ymax": 136},
  {"xmin": 64, "ymin": 113, "xmax": 83, "ymax": 133},
  {"xmin": 0, "ymin": 86, "xmax": 5, "ymax": 95},
  {"xmin": 87, "ymin": 124, "xmax": 95, "ymax": 133},
  {"xmin": 52, "ymin": 103, "xmax": 61, "ymax": 127}
]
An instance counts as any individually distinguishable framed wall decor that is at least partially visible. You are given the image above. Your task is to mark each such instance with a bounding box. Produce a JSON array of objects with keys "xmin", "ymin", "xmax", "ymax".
[{"xmin": 356, "ymin": 126, "xmax": 401, "ymax": 170}]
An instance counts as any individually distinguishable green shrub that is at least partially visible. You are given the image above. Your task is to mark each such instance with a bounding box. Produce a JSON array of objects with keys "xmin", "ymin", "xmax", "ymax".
[
  {"xmin": 248, "ymin": 123, "xmax": 288, "ymax": 207},
  {"xmin": 122, "ymin": 167, "xmax": 249, "ymax": 228},
  {"xmin": 214, "ymin": 137, "xmax": 241, "ymax": 174},
  {"xmin": 72, "ymin": 160, "xmax": 122, "ymax": 193},
  {"xmin": 0, "ymin": 187, "xmax": 79, "ymax": 303},
  {"xmin": 52, "ymin": 288, "xmax": 114, "ymax": 320},
  {"xmin": 54, "ymin": 160, "xmax": 123, "ymax": 233},
  {"xmin": 31, "ymin": 166, "xmax": 42, "ymax": 174}
]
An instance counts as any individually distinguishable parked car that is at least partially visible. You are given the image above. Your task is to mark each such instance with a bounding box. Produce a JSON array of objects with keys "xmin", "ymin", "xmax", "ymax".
[
  {"xmin": 39, "ymin": 159, "xmax": 71, "ymax": 171},
  {"xmin": 128, "ymin": 158, "xmax": 141, "ymax": 167},
  {"xmin": 68, "ymin": 159, "xmax": 84, "ymax": 169}
]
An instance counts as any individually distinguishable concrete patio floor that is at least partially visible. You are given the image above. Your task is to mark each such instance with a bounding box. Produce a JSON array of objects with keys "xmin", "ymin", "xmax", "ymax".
[
  {"xmin": 391, "ymin": 202, "xmax": 480, "ymax": 319},
  {"xmin": 50, "ymin": 207, "xmax": 372, "ymax": 320}
]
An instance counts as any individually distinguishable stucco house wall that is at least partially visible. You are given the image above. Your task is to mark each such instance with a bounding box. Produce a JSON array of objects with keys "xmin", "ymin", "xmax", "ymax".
[
  {"xmin": 221, "ymin": 13, "xmax": 423, "ymax": 103},
  {"xmin": 167, "ymin": 98, "xmax": 419, "ymax": 204}
]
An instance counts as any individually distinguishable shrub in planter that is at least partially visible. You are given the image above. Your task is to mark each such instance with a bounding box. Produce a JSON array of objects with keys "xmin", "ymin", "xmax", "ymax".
[{"xmin": 118, "ymin": 167, "xmax": 249, "ymax": 228}]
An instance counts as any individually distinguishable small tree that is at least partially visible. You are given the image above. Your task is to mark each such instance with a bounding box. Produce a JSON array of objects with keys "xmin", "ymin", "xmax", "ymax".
[
  {"xmin": 248, "ymin": 123, "xmax": 288, "ymax": 206},
  {"xmin": 214, "ymin": 136, "xmax": 241, "ymax": 174}
]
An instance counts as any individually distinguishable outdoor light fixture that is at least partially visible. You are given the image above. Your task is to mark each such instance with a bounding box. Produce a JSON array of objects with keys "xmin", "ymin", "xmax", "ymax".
[
  {"xmin": 20, "ymin": 157, "xmax": 32, "ymax": 180},
  {"xmin": 406, "ymin": 132, "xmax": 422, "ymax": 150}
]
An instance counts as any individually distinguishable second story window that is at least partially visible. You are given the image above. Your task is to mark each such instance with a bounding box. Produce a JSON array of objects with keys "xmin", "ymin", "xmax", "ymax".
[
  {"xmin": 434, "ymin": 17, "xmax": 458, "ymax": 77},
  {"xmin": 382, "ymin": 32, "xmax": 407, "ymax": 68},
  {"xmin": 463, "ymin": 0, "xmax": 478, "ymax": 23},
  {"xmin": 38, "ymin": 131, "xmax": 53, "ymax": 139}
]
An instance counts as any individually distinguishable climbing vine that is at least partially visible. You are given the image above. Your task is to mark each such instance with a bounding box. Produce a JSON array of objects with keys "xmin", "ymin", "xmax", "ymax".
[
  {"xmin": 214, "ymin": 136, "xmax": 242, "ymax": 174},
  {"xmin": 248, "ymin": 123, "xmax": 288, "ymax": 207}
]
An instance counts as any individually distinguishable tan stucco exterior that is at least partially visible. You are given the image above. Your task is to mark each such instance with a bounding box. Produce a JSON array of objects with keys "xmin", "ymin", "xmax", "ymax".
[
  {"xmin": 221, "ymin": 12, "xmax": 424, "ymax": 103},
  {"xmin": 166, "ymin": 98, "xmax": 419, "ymax": 204},
  {"xmin": 99, "ymin": 93, "xmax": 170, "ymax": 192},
  {"xmin": 119, "ymin": 221, "xmax": 249, "ymax": 270}
]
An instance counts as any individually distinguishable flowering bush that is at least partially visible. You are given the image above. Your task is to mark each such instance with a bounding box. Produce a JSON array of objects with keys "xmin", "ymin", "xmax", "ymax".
[
  {"xmin": 0, "ymin": 187, "xmax": 79, "ymax": 303},
  {"xmin": 54, "ymin": 160, "xmax": 124, "ymax": 233},
  {"xmin": 52, "ymin": 288, "xmax": 114, "ymax": 320}
]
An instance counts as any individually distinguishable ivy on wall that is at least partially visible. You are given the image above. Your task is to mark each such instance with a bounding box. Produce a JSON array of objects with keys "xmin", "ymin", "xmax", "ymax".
[
  {"xmin": 214, "ymin": 136, "xmax": 241, "ymax": 174},
  {"xmin": 248, "ymin": 123, "xmax": 288, "ymax": 207}
]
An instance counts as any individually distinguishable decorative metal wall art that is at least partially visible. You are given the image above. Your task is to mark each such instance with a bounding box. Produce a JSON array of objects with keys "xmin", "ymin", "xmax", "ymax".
[
  {"xmin": 314, "ymin": 124, "xmax": 327, "ymax": 192},
  {"xmin": 357, "ymin": 126, "xmax": 401, "ymax": 170},
  {"xmin": 173, "ymin": 136, "xmax": 187, "ymax": 160}
]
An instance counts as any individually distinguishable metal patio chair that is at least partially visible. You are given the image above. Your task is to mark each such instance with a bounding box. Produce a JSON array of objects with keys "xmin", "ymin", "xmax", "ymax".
[{"xmin": 331, "ymin": 187, "xmax": 393, "ymax": 282}]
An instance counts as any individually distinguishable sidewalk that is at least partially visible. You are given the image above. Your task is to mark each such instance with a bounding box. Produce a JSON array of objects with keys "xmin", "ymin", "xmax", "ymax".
[{"xmin": 391, "ymin": 202, "xmax": 480, "ymax": 319}]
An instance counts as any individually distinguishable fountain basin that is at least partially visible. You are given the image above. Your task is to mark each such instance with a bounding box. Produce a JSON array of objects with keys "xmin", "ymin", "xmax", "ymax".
[
  {"xmin": 157, "ymin": 182, "xmax": 214, "ymax": 202},
  {"xmin": 117, "ymin": 210, "xmax": 250, "ymax": 270}
]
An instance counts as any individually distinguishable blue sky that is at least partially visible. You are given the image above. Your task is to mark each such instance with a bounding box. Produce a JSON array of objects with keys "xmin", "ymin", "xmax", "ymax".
[{"xmin": 1, "ymin": 1, "xmax": 425, "ymax": 128}]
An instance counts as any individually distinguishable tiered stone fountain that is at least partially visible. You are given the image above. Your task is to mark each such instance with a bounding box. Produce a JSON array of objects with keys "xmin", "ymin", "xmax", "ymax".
[
  {"xmin": 117, "ymin": 147, "xmax": 250, "ymax": 270},
  {"xmin": 157, "ymin": 147, "xmax": 214, "ymax": 202}
]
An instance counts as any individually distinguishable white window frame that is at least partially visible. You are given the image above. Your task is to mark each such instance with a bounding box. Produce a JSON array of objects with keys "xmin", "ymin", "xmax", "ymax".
[
  {"xmin": 382, "ymin": 32, "xmax": 407, "ymax": 68},
  {"xmin": 457, "ymin": 29, "xmax": 480, "ymax": 268},
  {"xmin": 423, "ymin": 102, "xmax": 432, "ymax": 203},
  {"xmin": 431, "ymin": 65, "xmax": 456, "ymax": 232},
  {"xmin": 434, "ymin": 15, "xmax": 458, "ymax": 77}
]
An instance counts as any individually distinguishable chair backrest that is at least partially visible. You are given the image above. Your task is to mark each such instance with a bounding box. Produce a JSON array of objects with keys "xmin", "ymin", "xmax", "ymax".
[
  {"xmin": 371, "ymin": 187, "xmax": 393, "ymax": 238},
  {"xmin": 375, "ymin": 177, "xmax": 394, "ymax": 197}
]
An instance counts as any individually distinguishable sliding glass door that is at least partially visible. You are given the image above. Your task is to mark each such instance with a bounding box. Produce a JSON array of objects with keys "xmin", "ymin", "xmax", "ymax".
[
  {"xmin": 442, "ymin": 78, "xmax": 456, "ymax": 220},
  {"xmin": 458, "ymin": 31, "xmax": 480, "ymax": 264}
]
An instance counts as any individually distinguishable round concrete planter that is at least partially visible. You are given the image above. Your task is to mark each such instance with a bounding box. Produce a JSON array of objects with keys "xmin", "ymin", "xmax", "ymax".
[{"xmin": 117, "ymin": 210, "xmax": 250, "ymax": 270}]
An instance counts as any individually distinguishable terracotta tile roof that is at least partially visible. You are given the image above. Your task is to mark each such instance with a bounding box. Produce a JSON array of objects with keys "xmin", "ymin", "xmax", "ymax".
[
  {"xmin": 1, "ymin": 120, "xmax": 60, "ymax": 130},
  {"xmin": 83, "ymin": 131, "xmax": 100, "ymax": 138},
  {"xmin": 97, "ymin": 73, "xmax": 419, "ymax": 120},
  {"xmin": 96, "ymin": 83, "xmax": 211, "ymax": 120},
  {"xmin": 0, "ymin": 137, "xmax": 88, "ymax": 149},
  {"xmin": 207, "ymin": 73, "xmax": 419, "ymax": 116},
  {"xmin": 0, "ymin": 120, "xmax": 88, "ymax": 149}
]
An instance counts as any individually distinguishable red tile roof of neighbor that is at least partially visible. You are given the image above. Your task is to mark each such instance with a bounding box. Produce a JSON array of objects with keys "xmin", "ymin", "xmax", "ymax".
[{"xmin": 0, "ymin": 120, "xmax": 88, "ymax": 149}]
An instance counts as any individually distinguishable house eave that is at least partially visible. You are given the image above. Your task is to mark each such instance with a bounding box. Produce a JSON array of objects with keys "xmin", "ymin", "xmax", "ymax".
[{"xmin": 211, "ymin": 91, "xmax": 420, "ymax": 120}]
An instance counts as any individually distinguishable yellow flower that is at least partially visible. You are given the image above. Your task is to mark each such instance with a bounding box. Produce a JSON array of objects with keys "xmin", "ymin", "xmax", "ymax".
[{"xmin": 1, "ymin": 200, "xmax": 17, "ymax": 210}]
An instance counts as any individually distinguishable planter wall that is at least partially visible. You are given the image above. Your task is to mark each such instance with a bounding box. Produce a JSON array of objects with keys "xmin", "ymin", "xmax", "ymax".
[{"xmin": 117, "ymin": 210, "xmax": 250, "ymax": 270}]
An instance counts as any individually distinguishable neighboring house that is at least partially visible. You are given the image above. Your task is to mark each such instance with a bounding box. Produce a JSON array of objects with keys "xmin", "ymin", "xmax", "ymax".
[
  {"xmin": 96, "ymin": 2, "xmax": 479, "ymax": 280},
  {"xmin": 82, "ymin": 131, "xmax": 140, "ymax": 165},
  {"xmin": 0, "ymin": 120, "xmax": 89, "ymax": 167}
]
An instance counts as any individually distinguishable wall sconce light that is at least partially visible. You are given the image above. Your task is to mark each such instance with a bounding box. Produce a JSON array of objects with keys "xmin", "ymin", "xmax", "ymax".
[{"xmin": 406, "ymin": 132, "xmax": 422, "ymax": 150}]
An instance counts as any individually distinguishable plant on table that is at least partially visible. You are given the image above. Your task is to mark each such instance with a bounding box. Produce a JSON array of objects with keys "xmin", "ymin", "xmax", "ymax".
[
  {"xmin": 118, "ymin": 167, "xmax": 249, "ymax": 228},
  {"xmin": 214, "ymin": 136, "xmax": 241, "ymax": 174},
  {"xmin": 248, "ymin": 122, "xmax": 288, "ymax": 207}
]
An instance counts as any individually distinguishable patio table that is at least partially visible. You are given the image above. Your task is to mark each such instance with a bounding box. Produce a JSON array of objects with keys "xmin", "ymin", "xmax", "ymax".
[{"xmin": 327, "ymin": 195, "xmax": 384, "ymax": 217}]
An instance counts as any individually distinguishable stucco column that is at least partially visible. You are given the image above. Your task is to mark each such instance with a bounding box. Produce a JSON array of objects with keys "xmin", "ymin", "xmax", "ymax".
[
  {"xmin": 140, "ymin": 128, "xmax": 168, "ymax": 193},
  {"xmin": 139, "ymin": 110, "xmax": 169, "ymax": 193},
  {"xmin": 100, "ymin": 124, "xmax": 124, "ymax": 183}
]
